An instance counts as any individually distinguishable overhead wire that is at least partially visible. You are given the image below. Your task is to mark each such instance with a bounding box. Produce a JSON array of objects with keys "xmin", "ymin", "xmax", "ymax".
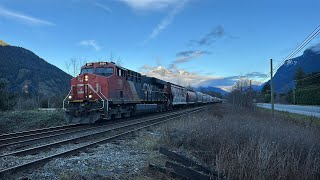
[
  {"xmin": 293, "ymin": 72, "xmax": 320, "ymax": 82},
  {"xmin": 258, "ymin": 25, "xmax": 320, "ymax": 86},
  {"xmin": 273, "ymin": 26, "xmax": 320, "ymax": 72}
]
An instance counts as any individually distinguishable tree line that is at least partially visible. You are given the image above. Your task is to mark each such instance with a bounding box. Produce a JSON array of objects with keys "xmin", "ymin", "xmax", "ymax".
[
  {"xmin": 286, "ymin": 68, "xmax": 320, "ymax": 105},
  {"xmin": 259, "ymin": 68, "xmax": 320, "ymax": 105},
  {"xmin": 0, "ymin": 81, "xmax": 65, "ymax": 111}
]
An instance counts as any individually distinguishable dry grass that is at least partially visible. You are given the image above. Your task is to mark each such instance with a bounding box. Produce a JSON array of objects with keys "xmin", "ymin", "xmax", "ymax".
[
  {"xmin": 160, "ymin": 103, "xmax": 320, "ymax": 179},
  {"xmin": 0, "ymin": 110, "xmax": 66, "ymax": 134}
]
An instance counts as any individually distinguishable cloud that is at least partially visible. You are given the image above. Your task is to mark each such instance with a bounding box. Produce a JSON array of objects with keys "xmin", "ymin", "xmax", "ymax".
[
  {"xmin": 191, "ymin": 26, "xmax": 225, "ymax": 46},
  {"xmin": 0, "ymin": 6, "xmax": 54, "ymax": 26},
  {"xmin": 139, "ymin": 64, "xmax": 267, "ymax": 91},
  {"xmin": 174, "ymin": 50, "xmax": 210, "ymax": 64},
  {"xmin": 244, "ymin": 72, "xmax": 268, "ymax": 79},
  {"xmin": 140, "ymin": 64, "xmax": 217, "ymax": 87},
  {"xmin": 144, "ymin": 0, "xmax": 187, "ymax": 43},
  {"xmin": 78, "ymin": 40, "xmax": 102, "ymax": 51},
  {"xmin": 93, "ymin": 2, "xmax": 112, "ymax": 13},
  {"xmin": 120, "ymin": 0, "xmax": 181, "ymax": 11}
]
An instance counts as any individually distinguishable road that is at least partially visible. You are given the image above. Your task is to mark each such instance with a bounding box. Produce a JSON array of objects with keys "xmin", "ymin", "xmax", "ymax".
[{"xmin": 256, "ymin": 103, "xmax": 320, "ymax": 118}]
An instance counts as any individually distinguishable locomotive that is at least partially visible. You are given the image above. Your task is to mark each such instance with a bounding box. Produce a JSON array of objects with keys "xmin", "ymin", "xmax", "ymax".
[{"xmin": 63, "ymin": 62, "xmax": 221, "ymax": 124}]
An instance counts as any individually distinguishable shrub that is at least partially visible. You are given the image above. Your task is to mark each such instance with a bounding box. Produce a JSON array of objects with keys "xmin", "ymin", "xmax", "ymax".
[{"xmin": 160, "ymin": 103, "xmax": 320, "ymax": 179}]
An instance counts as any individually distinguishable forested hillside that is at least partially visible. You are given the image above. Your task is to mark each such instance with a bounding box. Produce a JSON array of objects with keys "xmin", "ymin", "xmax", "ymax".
[
  {"xmin": 0, "ymin": 42, "xmax": 72, "ymax": 96},
  {"xmin": 286, "ymin": 69, "xmax": 320, "ymax": 105}
]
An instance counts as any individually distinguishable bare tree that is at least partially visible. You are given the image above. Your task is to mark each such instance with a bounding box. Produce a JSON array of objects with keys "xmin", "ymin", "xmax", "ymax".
[
  {"xmin": 229, "ymin": 78, "xmax": 255, "ymax": 108},
  {"xmin": 65, "ymin": 58, "xmax": 86, "ymax": 77},
  {"xmin": 116, "ymin": 56, "xmax": 125, "ymax": 67},
  {"xmin": 187, "ymin": 84, "xmax": 194, "ymax": 90},
  {"xmin": 110, "ymin": 52, "xmax": 114, "ymax": 62}
]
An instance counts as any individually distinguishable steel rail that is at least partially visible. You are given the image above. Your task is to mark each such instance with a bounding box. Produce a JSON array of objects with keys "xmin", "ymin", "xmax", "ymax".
[
  {"xmin": 0, "ymin": 106, "xmax": 207, "ymax": 178},
  {"xmin": 0, "ymin": 107, "xmax": 197, "ymax": 150},
  {"xmin": 0, "ymin": 124, "xmax": 92, "ymax": 146},
  {"xmin": 0, "ymin": 104, "xmax": 194, "ymax": 143},
  {"xmin": 0, "ymin": 124, "xmax": 82, "ymax": 140},
  {"xmin": 0, "ymin": 107, "xmax": 203, "ymax": 158}
]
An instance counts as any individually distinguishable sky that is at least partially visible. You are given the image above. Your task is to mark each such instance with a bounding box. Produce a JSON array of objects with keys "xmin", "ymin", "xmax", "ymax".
[{"xmin": 1, "ymin": 0, "xmax": 320, "ymax": 91}]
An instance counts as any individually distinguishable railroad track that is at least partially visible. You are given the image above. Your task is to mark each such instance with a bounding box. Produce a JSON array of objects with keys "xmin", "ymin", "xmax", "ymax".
[
  {"xmin": 0, "ymin": 106, "xmax": 208, "ymax": 178},
  {"xmin": 0, "ymin": 109, "xmax": 179, "ymax": 151},
  {"xmin": 0, "ymin": 123, "xmax": 84, "ymax": 140},
  {"xmin": 0, "ymin": 108, "xmax": 197, "ymax": 152}
]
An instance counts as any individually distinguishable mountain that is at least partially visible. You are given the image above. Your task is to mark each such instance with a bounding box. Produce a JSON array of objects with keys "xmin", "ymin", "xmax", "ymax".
[
  {"xmin": 270, "ymin": 43, "xmax": 320, "ymax": 93},
  {"xmin": 0, "ymin": 41, "xmax": 72, "ymax": 96},
  {"xmin": 0, "ymin": 40, "xmax": 9, "ymax": 46},
  {"xmin": 196, "ymin": 86, "xmax": 228, "ymax": 95},
  {"xmin": 251, "ymin": 84, "xmax": 263, "ymax": 91}
]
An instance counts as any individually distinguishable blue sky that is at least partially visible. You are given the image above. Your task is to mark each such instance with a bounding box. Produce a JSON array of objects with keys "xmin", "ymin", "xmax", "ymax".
[{"xmin": 1, "ymin": 0, "xmax": 320, "ymax": 90}]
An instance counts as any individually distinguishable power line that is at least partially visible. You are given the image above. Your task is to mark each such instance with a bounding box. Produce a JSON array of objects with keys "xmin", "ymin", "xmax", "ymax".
[
  {"xmin": 270, "ymin": 73, "xmax": 320, "ymax": 93},
  {"xmin": 294, "ymin": 72, "xmax": 320, "ymax": 82},
  {"xmin": 273, "ymin": 25, "xmax": 320, "ymax": 72},
  {"xmin": 295, "ymin": 85, "xmax": 320, "ymax": 91},
  {"xmin": 258, "ymin": 25, "xmax": 320, "ymax": 86}
]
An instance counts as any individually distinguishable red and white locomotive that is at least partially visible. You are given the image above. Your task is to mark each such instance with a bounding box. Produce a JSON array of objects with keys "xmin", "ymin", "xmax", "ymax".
[{"xmin": 63, "ymin": 62, "xmax": 219, "ymax": 124}]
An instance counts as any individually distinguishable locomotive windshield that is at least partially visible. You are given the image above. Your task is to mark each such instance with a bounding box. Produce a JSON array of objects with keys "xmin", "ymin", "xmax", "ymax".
[
  {"xmin": 96, "ymin": 67, "xmax": 114, "ymax": 77},
  {"xmin": 81, "ymin": 68, "xmax": 94, "ymax": 74}
]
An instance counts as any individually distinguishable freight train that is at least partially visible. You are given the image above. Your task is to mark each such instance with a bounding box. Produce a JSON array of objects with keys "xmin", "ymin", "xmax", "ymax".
[{"xmin": 63, "ymin": 62, "xmax": 221, "ymax": 124}]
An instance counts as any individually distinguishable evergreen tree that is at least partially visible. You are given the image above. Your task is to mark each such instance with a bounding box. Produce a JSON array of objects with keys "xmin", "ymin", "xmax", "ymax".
[{"xmin": 0, "ymin": 82, "xmax": 16, "ymax": 111}]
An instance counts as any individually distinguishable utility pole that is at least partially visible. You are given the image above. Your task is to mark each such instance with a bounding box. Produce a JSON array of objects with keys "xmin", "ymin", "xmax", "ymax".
[
  {"xmin": 293, "ymin": 88, "xmax": 296, "ymax": 105},
  {"xmin": 232, "ymin": 91, "xmax": 235, "ymax": 111},
  {"xmin": 270, "ymin": 59, "xmax": 275, "ymax": 117},
  {"xmin": 38, "ymin": 95, "xmax": 40, "ymax": 108},
  {"xmin": 249, "ymin": 80, "xmax": 252, "ymax": 107},
  {"xmin": 7, "ymin": 95, "xmax": 9, "ymax": 110},
  {"xmin": 240, "ymin": 83, "xmax": 243, "ymax": 107}
]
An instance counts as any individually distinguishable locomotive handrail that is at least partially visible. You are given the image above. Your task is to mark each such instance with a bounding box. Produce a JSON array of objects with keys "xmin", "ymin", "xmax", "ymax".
[
  {"xmin": 98, "ymin": 85, "xmax": 109, "ymax": 112},
  {"xmin": 63, "ymin": 84, "xmax": 108, "ymax": 112},
  {"xmin": 87, "ymin": 84, "xmax": 106, "ymax": 110},
  {"xmin": 62, "ymin": 88, "xmax": 72, "ymax": 110}
]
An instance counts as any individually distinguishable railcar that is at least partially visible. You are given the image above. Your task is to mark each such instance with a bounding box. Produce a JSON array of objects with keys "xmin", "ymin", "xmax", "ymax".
[
  {"xmin": 186, "ymin": 90, "xmax": 197, "ymax": 105},
  {"xmin": 196, "ymin": 92, "xmax": 204, "ymax": 104},
  {"xmin": 63, "ymin": 62, "xmax": 218, "ymax": 124}
]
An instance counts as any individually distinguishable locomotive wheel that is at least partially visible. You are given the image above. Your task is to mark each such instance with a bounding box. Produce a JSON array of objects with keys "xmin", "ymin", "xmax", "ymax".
[{"xmin": 65, "ymin": 111, "xmax": 101, "ymax": 124}]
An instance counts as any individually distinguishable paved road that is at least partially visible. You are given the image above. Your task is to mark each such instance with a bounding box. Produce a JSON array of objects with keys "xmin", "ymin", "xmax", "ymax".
[{"xmin": 256, "ymin": 103, "xmax": 320, "ymax": 118}]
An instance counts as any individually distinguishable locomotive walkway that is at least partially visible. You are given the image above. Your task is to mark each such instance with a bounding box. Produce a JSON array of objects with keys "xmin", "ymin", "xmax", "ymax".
[{"xmin": 0, "ymin": 105, "xmax": 209, "ymax": 178}]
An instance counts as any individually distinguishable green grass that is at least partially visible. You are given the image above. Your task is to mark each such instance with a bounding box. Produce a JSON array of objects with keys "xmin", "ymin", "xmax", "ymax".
[
  {"xmin": 257, "ymin": 107, "xmax": 320, "ymax": 126},
  {"xmin": 0, "ymin": 110, "xmax": 66, "ymax": 134}
]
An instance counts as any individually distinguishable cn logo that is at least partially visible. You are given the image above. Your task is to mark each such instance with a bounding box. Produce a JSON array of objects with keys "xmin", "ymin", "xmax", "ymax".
[{"xmin": 77, "ymin": 84, "xmax": 84, "ymax": 94}]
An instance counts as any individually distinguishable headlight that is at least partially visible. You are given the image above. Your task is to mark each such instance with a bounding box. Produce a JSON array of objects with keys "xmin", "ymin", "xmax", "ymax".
[
  {"xmin": 88, "ymin": 94, "xmax": 93, "ymax": 99},
  {"xmin": 84, "ymin": 75, "xmax": 89, "ymax": 82},
  {"xmin": 68, "ymin": 95, "xmax": 72, "ymax": 99}
]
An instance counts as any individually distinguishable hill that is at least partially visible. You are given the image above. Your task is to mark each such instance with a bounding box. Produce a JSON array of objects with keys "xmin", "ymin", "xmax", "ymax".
[
  {"xmin": 0, "ymin": 42, "xmax": 72, "ymax": 96},
  {"xmin": 271, "ymin": 43, "xmax": 320, "ymax": 93}
]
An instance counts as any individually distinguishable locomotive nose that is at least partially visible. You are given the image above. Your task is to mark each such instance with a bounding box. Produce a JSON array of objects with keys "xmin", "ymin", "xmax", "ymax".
[{"xmin": 69, "ymin": 73, "xmax": 98, "ymax": 100}]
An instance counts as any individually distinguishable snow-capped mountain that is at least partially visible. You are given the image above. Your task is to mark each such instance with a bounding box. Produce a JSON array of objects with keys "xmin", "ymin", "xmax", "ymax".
[{"xmin": 271, "ymin": 43, "xmax": 320, "ymax": 93}]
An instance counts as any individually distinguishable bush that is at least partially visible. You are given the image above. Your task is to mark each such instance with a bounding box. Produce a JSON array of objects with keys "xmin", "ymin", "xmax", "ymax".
[{"xmin": 160, "ymin": 103, "xmax": 320, "ymax": 179}]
